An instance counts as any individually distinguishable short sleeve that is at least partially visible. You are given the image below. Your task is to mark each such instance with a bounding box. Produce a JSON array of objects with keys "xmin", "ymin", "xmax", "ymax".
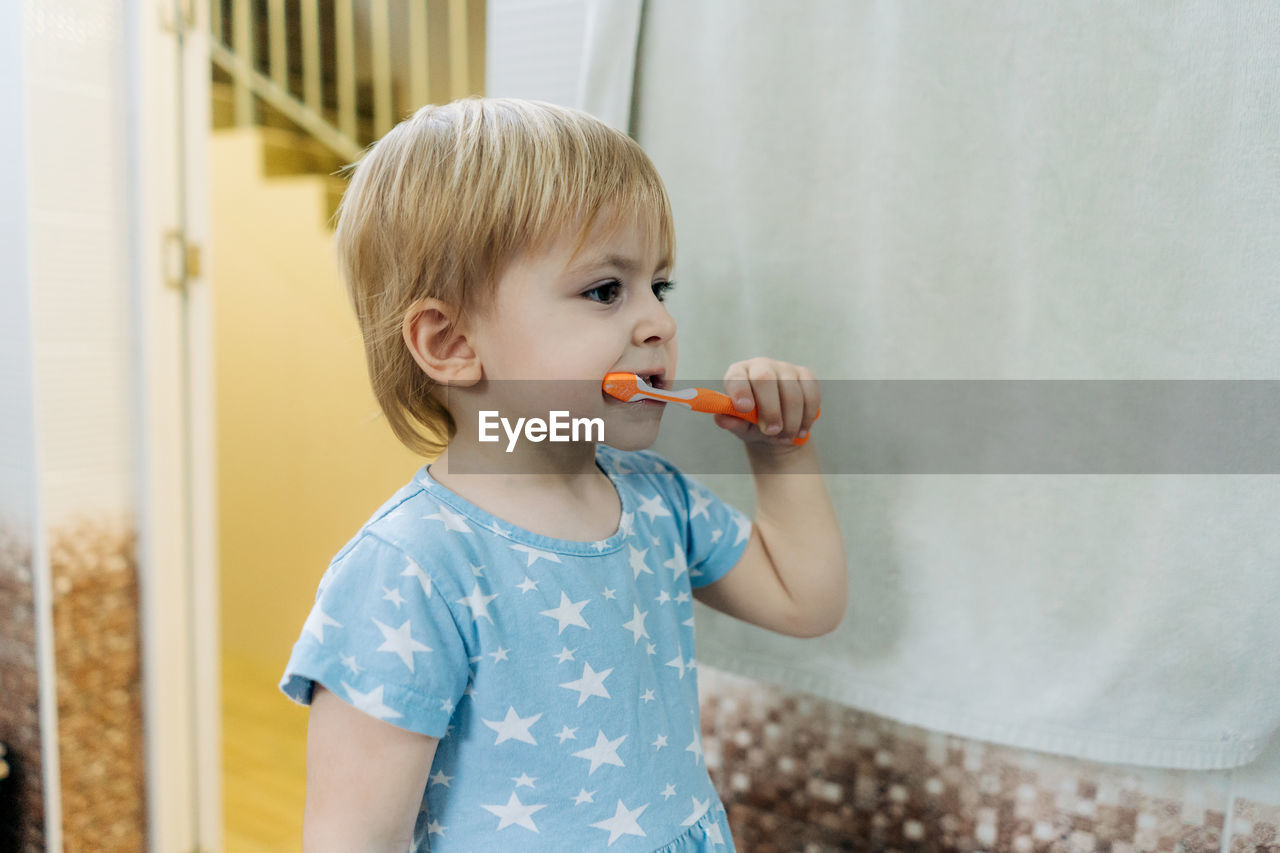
[
  {"xmin": 279, "ymin": 533, "xmax": 471, "ymax": 738},
  {"xmin": 629, "ymin": 450, "xmax": 753, "ymax": 589}
]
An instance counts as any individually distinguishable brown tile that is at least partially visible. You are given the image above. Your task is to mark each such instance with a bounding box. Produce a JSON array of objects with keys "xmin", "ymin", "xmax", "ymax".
[{"xmin": 698, "ymin": 666, "xmax": 1250, "ymax": 853}]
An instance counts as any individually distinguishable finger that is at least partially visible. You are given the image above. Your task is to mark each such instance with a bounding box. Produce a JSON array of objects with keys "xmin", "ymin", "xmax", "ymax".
[
  {"xmin": 713, "ymin": 413, "xmax": 752, "ymax": 435},
  {"xmin": 722, "ymin": 362, "xmax": 755, "ymax": 413},
  {"xmin": 796, "ymin": 366, "xmax": 821, "ymax": 438},
  {"xmin": 775, "ymin": 365, "xmax": 805, "ymax": 439},
  {"xmin": 746, "ymin": 360, "xmax": 783, "ymax": 435}
]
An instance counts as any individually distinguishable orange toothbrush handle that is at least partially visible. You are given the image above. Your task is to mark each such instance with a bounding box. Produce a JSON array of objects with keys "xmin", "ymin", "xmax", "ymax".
[{"xmin": 689, "ymin": 388, "xmax": 819, "ymax": 446}]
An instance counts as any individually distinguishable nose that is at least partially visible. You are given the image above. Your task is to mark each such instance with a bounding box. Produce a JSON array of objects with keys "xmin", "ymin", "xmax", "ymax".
[{"xmin": 633, "ymin": 288, "xmax": 677, "ymax": 345}]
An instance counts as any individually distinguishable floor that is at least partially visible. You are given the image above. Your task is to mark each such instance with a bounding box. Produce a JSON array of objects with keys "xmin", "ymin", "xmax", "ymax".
[{"xmin": 222, "ymin": 652, "xmax": 308, "ymax": 852}]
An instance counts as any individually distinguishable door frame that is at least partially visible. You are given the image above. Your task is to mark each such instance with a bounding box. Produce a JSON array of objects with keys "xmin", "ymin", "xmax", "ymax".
[{"xmin": 132, "ymin": 1, "xmax": 221, "ymax": 850}]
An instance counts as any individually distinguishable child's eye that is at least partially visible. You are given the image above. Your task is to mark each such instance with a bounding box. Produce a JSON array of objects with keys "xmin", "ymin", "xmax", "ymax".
[
  {"xmin": 583, "ymin": 279, "xmax": 675, "ymax": 302},
  {"xmin": 584, "ymin": 280, "xmax": 622, "ymax": 304}
]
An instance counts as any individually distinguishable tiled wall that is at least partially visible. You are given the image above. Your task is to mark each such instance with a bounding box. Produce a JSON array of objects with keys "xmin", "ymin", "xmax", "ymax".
[
  {"xmin": 0, "ymin": 0, "xmax": 42, "ymax": 844},
  {"xmin": 49, "ymin": 518, "xmax": 146, "ymax": 851},
  {"xmin": 699, "ymin": 667, "xmax": 1280, "ymax": 853},
  {"xmin": 0, "ymin": 525, "xmax": 44, "ymax": 853},
  {"xmin": 13, "ymin": 0, "xmax": 148, "ymax": 847}
]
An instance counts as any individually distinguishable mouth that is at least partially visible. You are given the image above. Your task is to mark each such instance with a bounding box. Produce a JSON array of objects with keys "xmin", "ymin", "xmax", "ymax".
[{"xmin": 631, "ymin": 369, "xmax": 667, "ymax": 390}]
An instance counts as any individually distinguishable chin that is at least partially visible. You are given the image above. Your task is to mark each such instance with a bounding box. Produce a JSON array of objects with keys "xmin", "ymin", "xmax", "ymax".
[{"xmin": 599, "ymin": 418, "xmax": 663, "ymax": 452}]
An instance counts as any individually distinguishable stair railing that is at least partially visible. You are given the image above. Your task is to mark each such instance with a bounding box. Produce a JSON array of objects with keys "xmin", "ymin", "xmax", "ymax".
[{"xmin": 210, "ymin": 0, "xmax": 482, "ymax": 163}]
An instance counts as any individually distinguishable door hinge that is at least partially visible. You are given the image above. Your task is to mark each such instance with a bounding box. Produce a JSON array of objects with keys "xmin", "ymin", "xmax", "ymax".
[
  {"xmin": 164, "ymin": 229, "xmax": 203, "ymax": 292},
  {"xmin": 159, "ymin": 0, "xmax": 197, "ymax": 34}
]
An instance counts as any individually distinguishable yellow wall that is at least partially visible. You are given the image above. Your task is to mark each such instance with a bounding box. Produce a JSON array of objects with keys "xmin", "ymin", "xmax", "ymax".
[{"xmin": 211, "ymin": 129, "xmax": 426, "ymax": 668}]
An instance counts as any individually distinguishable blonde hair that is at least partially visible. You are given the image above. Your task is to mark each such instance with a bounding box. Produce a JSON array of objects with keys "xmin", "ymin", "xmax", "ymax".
[{"xmin": 334, "ymin": 97, "xmax": 676, "ymax": 458}]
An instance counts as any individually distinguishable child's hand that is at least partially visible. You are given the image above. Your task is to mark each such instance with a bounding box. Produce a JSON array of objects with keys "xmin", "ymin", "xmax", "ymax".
[{"xmin": 713, "ymin": 357, "xmax": 821, "ymax": 449}]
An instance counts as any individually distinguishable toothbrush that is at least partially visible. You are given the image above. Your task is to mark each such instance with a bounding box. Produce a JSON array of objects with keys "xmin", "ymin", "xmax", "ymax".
[{"xmin": 602, "ymin": 372, "xmax": 819, "ymax": 446}]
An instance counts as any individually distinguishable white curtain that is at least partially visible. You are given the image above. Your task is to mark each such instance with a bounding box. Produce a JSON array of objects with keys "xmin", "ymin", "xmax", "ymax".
[{"xmin": 582, "ymin": 0, "xmax": 1280, "ymax": 770}]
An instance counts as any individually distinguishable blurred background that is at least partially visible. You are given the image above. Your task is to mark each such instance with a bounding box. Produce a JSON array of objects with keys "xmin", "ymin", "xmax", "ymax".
[{"xmin": 2, "ymin": 1, "xmax": 1278, "ymax": 852}]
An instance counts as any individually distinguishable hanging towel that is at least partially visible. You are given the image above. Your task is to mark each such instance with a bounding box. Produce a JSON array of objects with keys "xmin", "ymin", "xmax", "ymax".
[{"xmin": 580, "ymin": 0, "xmax": 1280, "ymax": 770}]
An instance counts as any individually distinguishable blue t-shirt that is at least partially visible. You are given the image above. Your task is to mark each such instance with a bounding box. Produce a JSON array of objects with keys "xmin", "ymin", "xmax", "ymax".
[{"xmin": 280, "ymin": 445, "xmax": 751, "ymax": 851}]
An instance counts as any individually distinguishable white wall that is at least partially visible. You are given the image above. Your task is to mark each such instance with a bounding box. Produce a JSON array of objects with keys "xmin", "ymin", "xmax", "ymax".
[
  {"xmin": 1, "ymin": 0, "xmax": 37, "ymax": 527},
  {"xmin": 486, "ymin": 0, "xmax": 587, "ymax": 105}
]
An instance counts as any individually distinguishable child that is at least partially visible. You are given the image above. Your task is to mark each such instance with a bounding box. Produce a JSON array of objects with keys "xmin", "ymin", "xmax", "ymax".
[{"xmin": 280, "ymin": 98, "xmax": 847, "ymax": 852}]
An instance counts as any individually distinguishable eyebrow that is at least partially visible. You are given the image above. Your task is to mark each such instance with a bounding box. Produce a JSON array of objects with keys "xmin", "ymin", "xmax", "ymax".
[{"xmin": 567, "ymin": 253, "xmax": 671, "ymax": 277}]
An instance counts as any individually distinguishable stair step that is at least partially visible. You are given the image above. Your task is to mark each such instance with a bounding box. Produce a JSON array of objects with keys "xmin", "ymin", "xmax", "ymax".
[
  {"xmin": 210, "ymin": 79, "xmax": 383, "ymax": 147},
  {"xmin": 256, "ymin": 125, "xmax": 345, "ymax": 177}
]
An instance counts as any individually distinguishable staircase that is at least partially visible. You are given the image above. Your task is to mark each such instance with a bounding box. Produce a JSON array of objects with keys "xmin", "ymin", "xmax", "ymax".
[
  {"xmin": 211, "ymin": 82, "xmax": 348, "ymax": 224},
  {"xmin": 210, "ymin": 0, "xmax": 486, "ymax": 227}
]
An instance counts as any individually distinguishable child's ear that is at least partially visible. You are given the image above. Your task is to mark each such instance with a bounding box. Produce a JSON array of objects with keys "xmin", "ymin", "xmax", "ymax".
[{"xmin": 402, "ymin": 298, "xmax": 482, "ymax": 386}]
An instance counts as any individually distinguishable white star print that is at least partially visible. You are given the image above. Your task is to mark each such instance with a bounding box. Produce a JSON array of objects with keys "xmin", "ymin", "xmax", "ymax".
[
  {"xmin": 424, "ymin": 505, "xmax": 472, "ymax": 533},
  {"xmin": 663, "ymin": 546, "xmax": 688, "ymax": 580},
  {"xmin": 372, "ymin": 618, "xmax": 432, "ymax": 672},
  {"xmin": 706, "ymin": 821, "xmax": 726, "ymax": 845},
  {"xmin": 381, "ymin": 586, "xmax": 405, "ymax": 609},
  {"xmin": 561, "ymin": 661, "xmax": 613, "ymax": 706},
  {"xmin": 681, "ymin": 796, "xmax": 711, "ymax": 826},
  {"xmin": 711, "ymin": 528, "xmax": 722, "ymax": 542},
  {"xmin": 539, "ymin": 592, "xmax": 590, "ymax": 634},
  {"xmin": 298, "ymin": 455, "xmax": 760, "ymax": 850},
  {"xmin": 618, "ymin": 511, "xmax": 635, "ymax": 537},
  {"xmin": 480, "ymin": 791, "xmax": 546, "ymax": 832},
  {"xmin": 636, "ymin": 493, "xmax": 672, "ymax": 521},
  {"xmin": 689, "ymin": 489, "xmax": 712, "ymax": 521},
  {"xmin": 455, "ymin": 582, "xmax": 499, "ymax": 624},
  {"xmin": 426, "ymin": 818, "xmax": 446, "ymax": 836},
  {"xmin": 400, "ymin": 557, "xmax": 432, "ymax": 596},
  {"xmin": 572, "ymin": 730, "xmax": 627, "ymax": 774},
  {"xmin": 733, "ymin": 515, "xmax": 752, "ymax": 545},
  {"xmin": 590, "ymin": 800, "xmax": 649, "ymax": 845},
  {"xmin": 303, "ymin": 605, "xmax": 341, "ymax": 643},
  {"xmin": 340, "ymin": 682, "xmax": 401, "ymax": 720},
  {"xmin": 469, "ymin": 562, "xmax": 485, "ymax": 577},
  {"xmin": 686, "ymin": 730, "xmax": 704, "ymax": 765},
  {"xmin": 683, "ymin": 615, "xmax": 696, "ymax": 628},
  {"xmin": 510, "ymin": 543, "xmax": 561, "ymax": 567},
  {"xmin": 621, "ymin": 605, "xmax": 650, "ymax": 644},
  {"xmin": 628, "ymin": 545, "xmax": 654, "ymax": 579},
  {"xmin": 482, "ymin": 707, "xmax": 542, "ymax": 745}
]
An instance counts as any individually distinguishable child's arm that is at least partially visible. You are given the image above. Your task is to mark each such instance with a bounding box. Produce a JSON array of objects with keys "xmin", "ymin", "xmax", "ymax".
[
  {"xmin": 302, "ymin": 684, "xmax": 439, "ymax": 852},
  {"xmin": 693, "ymin": 359, "xmax": 848, "ymax": 637}
]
